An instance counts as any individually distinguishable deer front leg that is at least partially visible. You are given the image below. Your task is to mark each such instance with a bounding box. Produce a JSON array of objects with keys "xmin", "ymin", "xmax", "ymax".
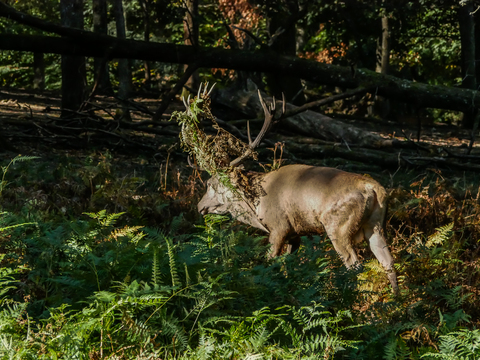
[{"xmin": 267, "ymin": 229, "xmax": 289, "ymax": 258}]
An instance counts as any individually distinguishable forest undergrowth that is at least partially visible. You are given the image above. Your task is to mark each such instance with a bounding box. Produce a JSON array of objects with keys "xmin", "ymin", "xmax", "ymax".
[{"xmin": 0, "ymin": 152, "xmax": 479, "ymax": 359}]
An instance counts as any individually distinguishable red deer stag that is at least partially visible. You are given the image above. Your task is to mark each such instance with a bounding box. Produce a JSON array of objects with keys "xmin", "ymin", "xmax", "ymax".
[{"xmin": 195, "ymin": 91, "xmax": 398, "ymax": 293}]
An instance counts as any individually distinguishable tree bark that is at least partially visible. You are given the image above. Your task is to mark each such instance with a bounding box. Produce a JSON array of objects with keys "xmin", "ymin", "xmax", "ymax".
[
  {"xmin": 92, "ymin": 0, "xmax": 112, "ymax": 95},
  {"xmin": 113, "ymin": 0, "xmax": 132, "ymax": 121},
  {"xmin": 139, "ymin": 0, "xmax": 151, "ymax": 88},
  {"xmin": 458, "ymin": 0, "xmax": 477, "ymax": 128},
  {"xmin": 33, "ymin": 52, "xmax": 45, "ymax": 90},
  {"xmin": 183, "ymin": 0, "xmax": 199, "ymax": 93},
  {"xmin": 376, "ymin": 14, "xmax": 390, "ymax": 75},
  {"xmin": 59, "ymin": 0, "xmax": 85, "ymax": 117},
  {"xmin": 372, "ymin": 8, "xmax": 391, "ymax": 119},
  {"xmin": 265, "ymin": 5, "xmax": 304, "ymax": 105}
]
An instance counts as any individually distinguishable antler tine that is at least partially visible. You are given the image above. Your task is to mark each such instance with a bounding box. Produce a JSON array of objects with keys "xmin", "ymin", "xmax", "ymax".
[
  {"xmin": 202, "ymin": 82, "xmax": 209, "ymax": 96},
  {"xmin": 250, "ymin": 90, "xmax": 275, "ymax": 148},
  {"xmin": 197, "ymin": 83, "xmax": 203, "ymax": 99},
  {"xmin": 229, "ymin": 91, "xmax": 277, "ymax": 167},
  {"xmin": 182, "ymin": 96, "xmax": 189, "ymax": 109},
  {"xmin": 282, "ymin": 92, "xmax": 286, "ymax": 115},
  {"xmin": 206, "ymin": 83, "xmax": 216, "ymax": 96},
  {"xmin": 247, "ymin": 120, "xmax": 252, "ymax": 144}
]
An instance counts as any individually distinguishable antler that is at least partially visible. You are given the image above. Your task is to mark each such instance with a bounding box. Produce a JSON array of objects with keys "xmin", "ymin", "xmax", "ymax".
[
  {"xmin": 182, "ymin": 82, "xmax": 216, "ymax": 112},
  {"xmin": 229, "ymin": 90, "xmax": 285, "ymax": 167}
]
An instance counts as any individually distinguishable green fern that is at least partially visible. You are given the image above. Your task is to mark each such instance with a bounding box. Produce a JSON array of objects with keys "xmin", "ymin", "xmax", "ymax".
[
  {"xmin": 384, "ymin": 336, "xmax": 413, "ymax": 360},
  {"xmin": 426, "ymin": 222, "xmax": 454, "ymax": 248},
  {"xmin": 83, "ymin": 210, "xmax": 126, "ymax": 226},
  {"xmin": 165, "ymin": 235, "xmax": 181, "ymax": 287},
  {"xmin": 421, "ymin": 328, "xmax": 480, "ymax": 359},
  {"xmin": 152, "ymin": 248, "xmax": 161, "ymax": 286},
  {"xmin": 0, "ymin": 212, "xmax": 36, "ymax": 233},
  {"xmin": 0, "ymin": 155, "xmax": 40, "ymax": 196}
]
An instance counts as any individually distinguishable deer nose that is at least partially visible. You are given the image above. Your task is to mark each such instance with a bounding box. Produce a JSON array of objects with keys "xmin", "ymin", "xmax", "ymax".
[{"xmin": 198, "ymin": 205, "xmax": 208, "ymax": 215}]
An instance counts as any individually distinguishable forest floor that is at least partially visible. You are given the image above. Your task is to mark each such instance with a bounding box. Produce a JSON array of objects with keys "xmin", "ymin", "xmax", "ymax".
[{"xmin": 1, "ymin": 86, "xmax": 480, "ymax": 174}]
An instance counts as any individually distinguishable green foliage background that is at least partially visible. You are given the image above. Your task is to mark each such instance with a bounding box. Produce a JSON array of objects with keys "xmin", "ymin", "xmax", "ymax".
[{"xmin": 0, "ymin": 0, "xmax": 463, "ymax": 92}]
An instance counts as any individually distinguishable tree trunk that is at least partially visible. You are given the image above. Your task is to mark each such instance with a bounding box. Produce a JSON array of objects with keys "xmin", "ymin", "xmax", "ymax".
[
  {"xmin": 182, "ymin": 0, "xmax": 199, "ymax": 95},
  {"xmin": 33, "ymin": 52, "xmax": 45, "ymax": 90},
  {"xmin": 376, "ymin": 15, "xmax": 390, "ymax": 75},
  {"xmin": 340, "ymin": 0, "xmax": 369, "ymax": 68},
  {"xmin": 60, "ymin": 0, "xmax": 85, "ymax": 117},
  {"xmin": 372, "ymin": 9, "xmax": 391, "ymax": 119},
  {"xmin": 458, "ymin": 1, "xmax": 476, "ymax": 129},
  {"xmin": 92, "ymin": 0, "xmax": 112, "ymax": 95},
  {"xmin": 139, "ymin": 0, "xmax": 151, "ymax": 89},
  {"xmin": 113, "ymin": 0, "xmax": 132, "ymax": 121},
  {"xmin": 265, "ymin": 6, "xmax": 304, "ymax": 105}
]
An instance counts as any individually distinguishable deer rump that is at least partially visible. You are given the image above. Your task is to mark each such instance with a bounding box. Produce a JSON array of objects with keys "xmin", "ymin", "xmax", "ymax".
[{"xmin": 198, "ymin": 164, "xmax": 399, "ymax": 293}]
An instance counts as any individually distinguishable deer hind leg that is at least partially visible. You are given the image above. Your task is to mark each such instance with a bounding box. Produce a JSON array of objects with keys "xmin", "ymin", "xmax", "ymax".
[
  {"xmin": 363, "ymin": 223, "xmax": 398, "ymax": 293},
  {"xmin": 322, "ymin": 198, "xmax": 364, "ymax": 269},
  {"xmin": 324, "ymin": 224, "xmax": 361, "ymax": 269}
]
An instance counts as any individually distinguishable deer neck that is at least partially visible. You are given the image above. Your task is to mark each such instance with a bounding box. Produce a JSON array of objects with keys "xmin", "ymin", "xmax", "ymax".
[{"xmin": 229, "ymin": 171, "xmax": 269, "ymax": 233}]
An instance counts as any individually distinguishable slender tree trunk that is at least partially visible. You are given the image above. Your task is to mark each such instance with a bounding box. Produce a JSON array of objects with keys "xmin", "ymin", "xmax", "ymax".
[
  {"xmin": 92, "ymin": 0, "xmax": 112, "ymax": 95},
  {"xmin": 458, "ymin": 1, "xmax": 476, "ymax": 128},
  {"xmin": 60, "ymin": 0, "xmax": 85, "ymax": 117},
  {"xmin": 371, "ymin": 9, "xmax": 391, "ymax": 119},
  {"xmin": 340, "ymin": 0, "xmax": 369, "ymax": 68},
  {"xmin": 265, "ymin": 5, "xmax": 304, "ymax": 105},
  {"xmin": 113, "ymin": 0, "xmax": 132, "ymax": 120},
  {"xmin": 376, "ymin": 15, "xmax": 390, "ymax": 74},
  {"xmin": 139, "ymin": 0, "xmax": 151, "ymax": 89},
  {"xmin": 182, "ymin": 0, "xmax": 199, "ymax": 94},
  {"xmin": 475, "ymin": 9, "xmax": 480, "ymax": 87},
  {"xmin": 33, "ymin": 52, "xmax": 45, "ymax": 90}
]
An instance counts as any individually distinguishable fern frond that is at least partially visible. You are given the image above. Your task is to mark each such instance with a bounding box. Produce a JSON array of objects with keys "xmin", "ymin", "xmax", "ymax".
[
  {"xmin": 122, "ymin": 309, "xmax": 149, "ymax": 337},
  {"xmin": 0, "ymin": 221, "xmax": 36, "ymax": 233},
  {"xmin": 0, "ymin": 155, "xmax": 40, "ymax": 195},
  {"xmin": 152, "ymin": 248, "xmax": 161, "ymax": 285},
  {"xmin": 83, "ymin": 210, "xmax": 125, "ymax": 226},
  {"xmin": 108, "ymin": 225, "xmax": 144, "ymax": 242},
  {"xmin": 426, "ymin": 222, "xmax": 454, "ymax": 248},
  {"xmin": 165, "ymin": 236, "xmax": 181, "ymax": 287},
  {"xmin": 10, "ymin": 155, "xmax": 40, "ymax": 164}
]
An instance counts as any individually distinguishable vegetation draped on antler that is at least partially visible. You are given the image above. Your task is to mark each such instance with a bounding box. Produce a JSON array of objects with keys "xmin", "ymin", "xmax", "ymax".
[
  {"xmin": 171, "ymin": 82, "xmax": 285, "ymax": 207},
  {"xmin": 171, "ymin": 82, "xmax": 255, "ymax": 178}
]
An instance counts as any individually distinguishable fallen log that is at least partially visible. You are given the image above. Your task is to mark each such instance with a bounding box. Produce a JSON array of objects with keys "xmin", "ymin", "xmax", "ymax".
[{"xmin": 214, "ymin": 85, "xmax": 396, "ymax": 148}]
